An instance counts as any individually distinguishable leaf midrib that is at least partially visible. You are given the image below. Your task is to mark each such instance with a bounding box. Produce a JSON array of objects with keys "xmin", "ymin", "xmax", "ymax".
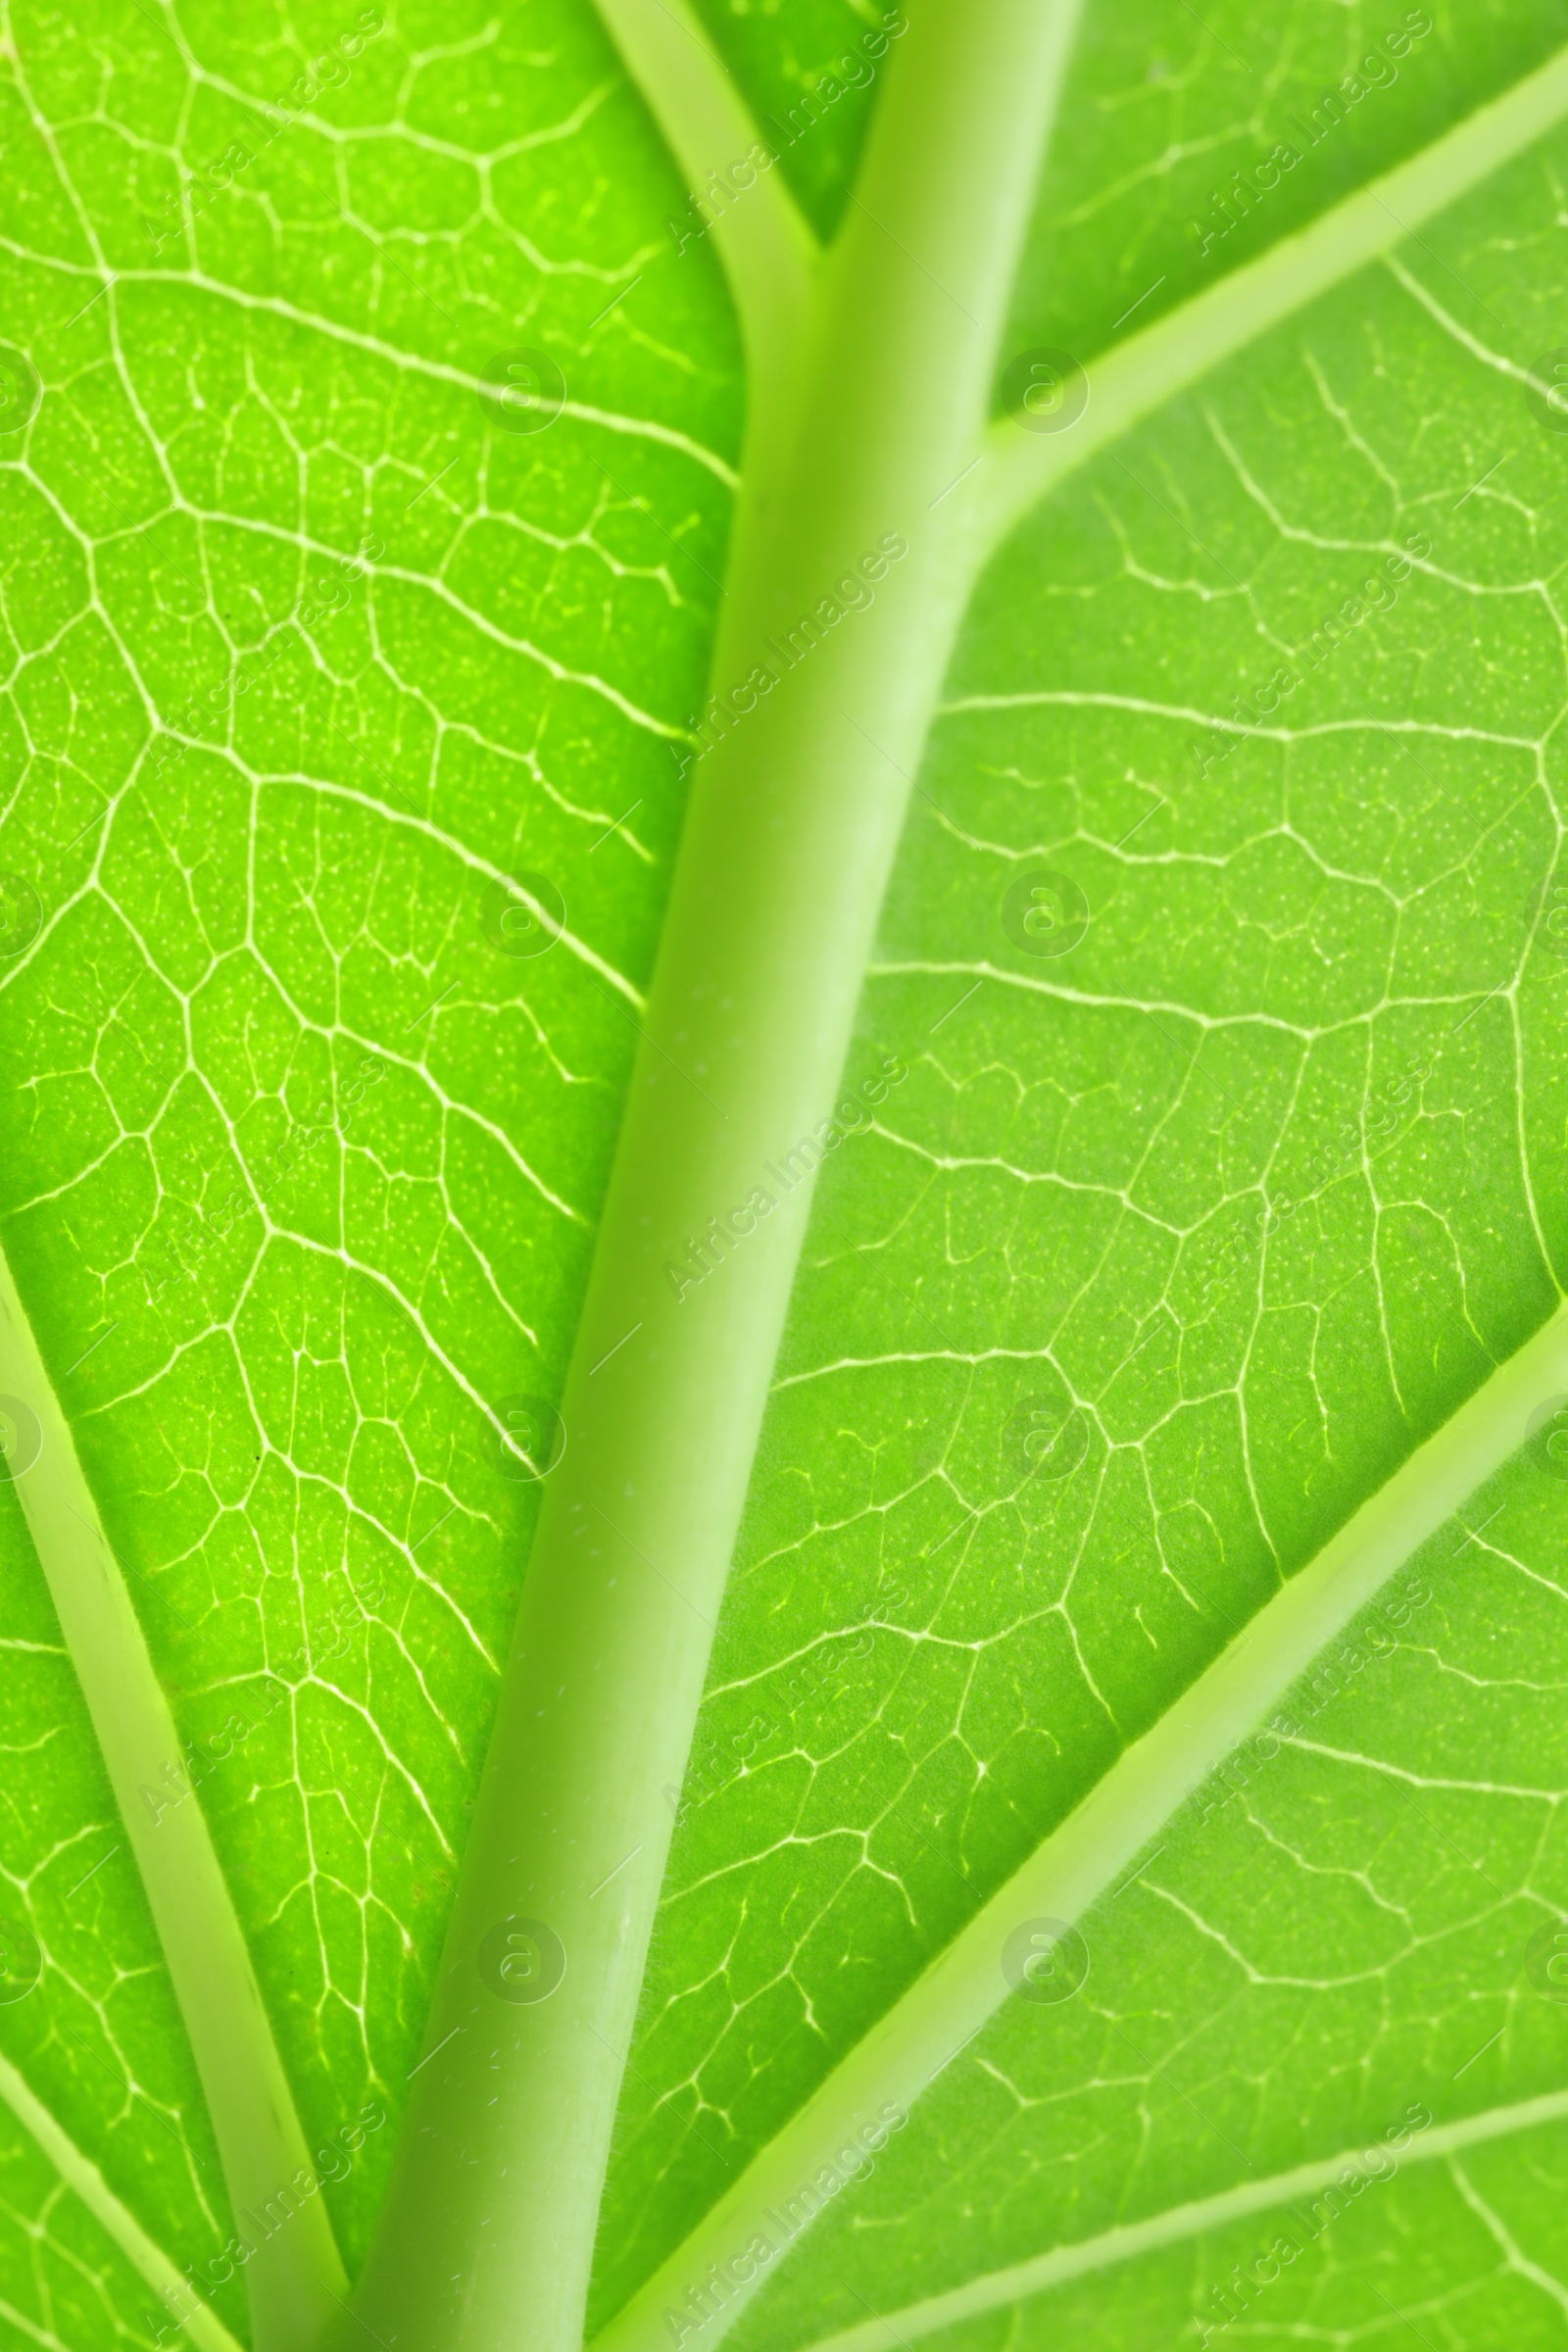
[
  {"xmin": 12, "ymin": 15, "xmax": 1567, "ymax": 2351},
  {"xmin": 347, "ymin": 2, "xmax": 1092, "ymax": 2343}
]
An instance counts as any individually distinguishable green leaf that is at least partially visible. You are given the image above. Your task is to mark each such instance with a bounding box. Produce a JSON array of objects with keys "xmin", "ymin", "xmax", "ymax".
[{"xmin": 2, "ymin": 3, "xmax": 1568, "ymax": 2351}]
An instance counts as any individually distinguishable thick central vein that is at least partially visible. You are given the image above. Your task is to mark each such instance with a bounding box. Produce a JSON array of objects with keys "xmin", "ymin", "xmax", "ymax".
[{"xmin": 347, "ymin": 2, "xmax": 1088, "ymax": 2346}]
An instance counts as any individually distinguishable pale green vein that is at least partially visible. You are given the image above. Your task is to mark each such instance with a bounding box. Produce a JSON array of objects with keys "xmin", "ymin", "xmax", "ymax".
[
  {"xmin": 0, "ymin": 2296, "xmax": 65, "ymax": 2352},
  {"xmin": 350, "ymin": 1, "xmax": 1088, "ymax": 2345},
  {"xmin": 0, "ymin": 2047, "xmax": 244, "ymax": 2352},
  {"xmin": 974, "ymin": 38, "xmax": 1568, "ymax": 554},
  {"xmin": 797, "ymin": 2088, "xmax": 1568, "ymax": 2352},
  {"xmin": 589, "ymin": 1298, "xmax": 1568, "ymax": 2352},
  {"xmin": 589, "ymin": 0, "xmax": 817, "ymax": 429},
  {"xmin": 0, "ymin": 243, "xmax": 743, "ymax": 490},
  {"xmin": 0, "ymin": 1240, "xmax": 347, "ymax": 2352}
]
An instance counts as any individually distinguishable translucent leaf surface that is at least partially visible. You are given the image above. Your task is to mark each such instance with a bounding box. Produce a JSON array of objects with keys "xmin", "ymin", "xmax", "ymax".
[{"xmin": 2, "ymin": 1, "xmax": 1567, "ymax": 2348}]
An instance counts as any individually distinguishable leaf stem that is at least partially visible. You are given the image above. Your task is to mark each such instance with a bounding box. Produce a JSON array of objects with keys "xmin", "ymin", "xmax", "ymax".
[
  {"xmin": 0, "ymin": 1238, "xmax": 347, "ymax": 2352},
  {"xmin": 348, "ymin": 2, "xmax": 1084, "ymax": 2346}
]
